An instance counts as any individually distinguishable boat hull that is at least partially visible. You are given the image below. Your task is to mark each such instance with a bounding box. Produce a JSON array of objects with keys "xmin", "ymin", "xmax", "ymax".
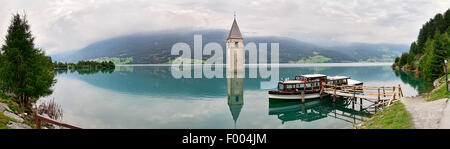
[{"xmin": 268, "ymin": 93, "xmax": 322, "ymax": 100}]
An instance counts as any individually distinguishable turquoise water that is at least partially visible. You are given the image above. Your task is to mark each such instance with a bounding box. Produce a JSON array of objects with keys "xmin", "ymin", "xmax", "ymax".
[{"xmin": 40, "ymin": 63, "xmax": 432, "ymax": 128}]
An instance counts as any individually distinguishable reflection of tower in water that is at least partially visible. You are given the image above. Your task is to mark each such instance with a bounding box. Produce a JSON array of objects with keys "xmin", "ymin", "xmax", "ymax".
[{"xmin": 227, "ymin": 78, "xmax": 244, "ymax": 128}]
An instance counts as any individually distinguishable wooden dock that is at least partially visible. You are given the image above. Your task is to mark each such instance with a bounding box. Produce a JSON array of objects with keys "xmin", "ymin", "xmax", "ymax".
[{"xmin": 321, "ymin": 84, "xmax": 404, "ymax": 110}]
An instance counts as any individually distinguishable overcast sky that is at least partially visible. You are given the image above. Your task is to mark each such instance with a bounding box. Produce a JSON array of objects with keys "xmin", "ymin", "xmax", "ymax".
[{"xmin": 0, "ymin": 0, "xmax": 449, "ymax": 55}]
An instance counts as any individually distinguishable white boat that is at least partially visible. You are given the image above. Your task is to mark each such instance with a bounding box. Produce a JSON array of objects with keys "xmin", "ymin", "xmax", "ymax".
[
  {"xmin": 268, "ymin": 74, "xmax": 363, "ymax": 100},
  {"xmin": 268, "ymin": 74, "xmax": 327, "ymax": 100}
]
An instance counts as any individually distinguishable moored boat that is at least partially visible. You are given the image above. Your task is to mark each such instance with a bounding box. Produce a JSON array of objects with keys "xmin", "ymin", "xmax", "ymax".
[
  {"xmin": 268, "ymin": 74, "xmax": 363, "ymax": 100},
  {"xmin": 268, "ymin": 74, "xmax": 327, "ymax": 100}
]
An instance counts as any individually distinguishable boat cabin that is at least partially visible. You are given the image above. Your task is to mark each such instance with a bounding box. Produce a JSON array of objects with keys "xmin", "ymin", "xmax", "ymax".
[
  {"xmin": 276, "ymin": 80, "xmax": 305, "ymax": 92},
  {"xmin": 273, "ymin": 74, "xmax": 327, "ymax": 93},
  {"xmin": 327, "ymin": 76, "xmax": 350, "ymax": 86},
  {"xmin": 294, "ymin": 74, "xmax": 327, "ymax": 91}
]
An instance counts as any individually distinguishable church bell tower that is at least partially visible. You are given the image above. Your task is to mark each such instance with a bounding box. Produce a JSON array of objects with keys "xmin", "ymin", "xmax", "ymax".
[{"xmin": 226, "ymin": 14, "xmax": 244, "ymax": 78}]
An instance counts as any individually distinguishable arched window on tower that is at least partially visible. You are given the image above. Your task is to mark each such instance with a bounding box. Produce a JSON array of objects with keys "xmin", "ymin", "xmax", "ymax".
[{"xmin": 235, "ymin": 42, "xmax": 239, "ymax": 47}]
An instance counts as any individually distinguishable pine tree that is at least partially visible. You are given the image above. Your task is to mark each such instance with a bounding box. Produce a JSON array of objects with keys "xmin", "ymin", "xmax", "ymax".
[
  {"xmin": 445, "ymin": 9, "xmax": 450, "ymax": 29},
  {"xmin": 434, "ymin": 31, "xmax": 450, "ymax": 76},
  {"xmin": 419, "ymin": 38, "xmax": 434, "ymax": 80},
  {"xmin": 399, "ymin": 53, "xmax": 408, "ymax": 66},
  {"xmin": 0, "ymin": 13, "xmax": 55, "ymax": 111}
]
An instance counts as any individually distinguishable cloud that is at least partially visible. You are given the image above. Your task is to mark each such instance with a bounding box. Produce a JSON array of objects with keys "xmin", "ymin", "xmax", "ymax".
[{"xmin": 0, "ymin": 0, "xmax": 448, "ymax": 55}]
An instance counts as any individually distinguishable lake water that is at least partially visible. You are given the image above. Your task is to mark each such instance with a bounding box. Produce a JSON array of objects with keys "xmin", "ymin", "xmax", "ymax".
[{"xmin": 39, "ymin": 63, "xmax": 433, "ymax": 129}]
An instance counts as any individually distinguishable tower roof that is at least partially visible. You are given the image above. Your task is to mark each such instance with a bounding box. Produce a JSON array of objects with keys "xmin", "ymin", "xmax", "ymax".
[
  {"xmin": 227, "ymin": 18, "xmax": 243, "ymax": 40},
  {"xmin": 228, "ymin": 103, "xmax": 243, "ymax": 126}
]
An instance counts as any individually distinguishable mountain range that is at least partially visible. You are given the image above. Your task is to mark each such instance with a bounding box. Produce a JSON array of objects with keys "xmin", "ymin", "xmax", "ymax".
[{"xmin": 51, "ymin": 30, "xmax": 409, "ymax": 64}]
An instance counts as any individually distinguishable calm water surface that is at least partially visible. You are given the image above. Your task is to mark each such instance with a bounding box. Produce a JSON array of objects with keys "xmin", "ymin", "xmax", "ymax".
[{"xmin": 39, "ymin": 63, "xmax": 433, "ymax": 128}]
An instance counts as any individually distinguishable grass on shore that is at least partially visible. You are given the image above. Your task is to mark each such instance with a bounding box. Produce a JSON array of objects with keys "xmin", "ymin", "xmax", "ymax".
[
  {"xmin": 0, "ymin": 111, "xmax": 18, "ymax": 129},
  {"xmin": 0, "ymin": 98, "xmax": 18, "ymax": 129},
  {"xmin": 359, "ymin": 101, "xmax": 414, "ymax": 129},
  {"xmin": 0, "ymin": 113, "xmax": 10, "ymax": 129},
  {"xmin": 426, "ymin": 84, "xmax": 450, "ymax": 101}
]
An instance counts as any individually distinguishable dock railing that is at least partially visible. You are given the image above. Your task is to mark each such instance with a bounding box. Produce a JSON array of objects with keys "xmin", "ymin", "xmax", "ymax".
[
  {"xmin": 321, "ymin": 84, "xmax": 403, "ymax": 107},
  {"xmin": 35, "ymin": 113, "xmax": 81, "ymax": 129}
]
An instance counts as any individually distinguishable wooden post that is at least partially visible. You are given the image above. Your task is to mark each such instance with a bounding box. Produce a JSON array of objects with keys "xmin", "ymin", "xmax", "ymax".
[
  {"xmin": 352, "ymin": 86, "xmax": 356, "ymax": 102},
  {"xmin": 303, "ymin": 83, "xmax": 306, "ymax": 92},
  {"xmin": 333, "ymin": 85, "xmax": 337, "ymax": 102},
  {"xmin": 398, "ymin": 84, "xmax": 401, "ymax": 97},
  {"xmin": 302, "ymin": 91, "xmax": 305, "ymax": 104},
  {"xmin": 400, "ymin": 85, "xmax": 404, "ymax": 97},
  {"xmin": 35, "ymin": 112, "xmax": 41, "ymax": 129},
  {"xmin": 383, "ymin": 87, "xmax": 386, "ymax": 97},
  {"xmin": 352, "ymin": 98, "xmax": 355, "ymax": 109},
  {"xmin": 393, "ymin": 86, "xmax": 396, "ymax": 99},
  {"xmin": 360, "ymin": 98, "xmax": 363, "ymax": 110},
  {"xmin": 378, "ymin": 88, "xmax": 380, "ymax": 101},
  {"xmin": 374, "ymin": 102, "xmax": 377, "ymax": 113},
  {"xmin": 320, "ymin": 88, "xmax": 323, "ymax": 100},
  {"xmin": 393, "ymin": 91, "xmax": 396, "ymax": 101}
]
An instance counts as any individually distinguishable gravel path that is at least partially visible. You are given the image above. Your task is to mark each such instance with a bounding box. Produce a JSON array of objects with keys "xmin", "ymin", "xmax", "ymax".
[
  {"xmin": 400, "ymin": 96, "xmax": 448, "ymax": 129},
  {"xmin": 439, "ymin": 100, "xmax": 450, "ymax": 129}
]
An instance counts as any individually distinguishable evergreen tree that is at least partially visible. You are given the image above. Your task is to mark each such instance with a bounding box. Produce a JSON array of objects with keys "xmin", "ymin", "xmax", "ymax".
[
  {"xmin": 445, "ymin": 10, "xmax": 450, "ymax": 29},
  {"xmin": 399, "ymin": 53, "xmax": 408, "ymax": 66},
  {"xmin": 0, "ymin": 13, "xmax": 55, "ymax": 110},
  {"xmin": 419, "ymin": 31, "xmax": 449, "ymax": 81},
  {"xmin": 407, "ymin": 42, "xmax": 417, "ymax": 69},
  {"xmin": 434, "ymin": 31, "xmax": 450, "ymax": 75},
  {"xmin": 419, "ymin": 38, "xmax": 435, "ymax": 80}
]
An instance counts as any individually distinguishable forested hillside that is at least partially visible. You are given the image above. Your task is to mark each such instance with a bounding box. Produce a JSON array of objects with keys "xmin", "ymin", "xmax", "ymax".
[
  {"xmin": 393, "ymin": 9, "xmax": 450, "ymax": 81},
  {"xmin": 52, "ymin": 30, "xmax": 408, "ymax": 64}
]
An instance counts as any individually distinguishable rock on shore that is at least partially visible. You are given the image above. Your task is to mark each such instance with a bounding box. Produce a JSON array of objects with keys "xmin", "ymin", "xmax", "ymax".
[
  {"xmin": 3, "ymin": 111, "xmax": 24, "ymax": 123},
  {"xmin": 0, "ymin": 103, "xmax": 11, "ymax": 112},
  {"xmin": 1, "ymin": 102, "xmax": 31, "ymax": 129},
  {"xmin": 7, "ymin": 121, "xmax": 31, "ymax": 129}
]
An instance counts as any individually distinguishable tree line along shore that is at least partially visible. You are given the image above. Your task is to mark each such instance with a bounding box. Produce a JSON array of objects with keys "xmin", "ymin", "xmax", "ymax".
[
  {"xmin": 53, "ymin": 61, "xmax": 115, "ymax": 70},
  {"xmin": 362, "ymin": 9, "xmax": 450, "ymax": 129}
]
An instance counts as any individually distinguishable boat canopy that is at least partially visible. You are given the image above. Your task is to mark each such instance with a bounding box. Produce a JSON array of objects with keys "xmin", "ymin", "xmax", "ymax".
[
  {"xmin": 279, "ymin": 80, "xmax": 306, "ymax": 85},
  {"xmin": 327, "ymin": 76, "xmax": 350, "ymax": 81},
  {"xmin": 300, "ymin": 74, "xmax": 327, "ymax": 78}
]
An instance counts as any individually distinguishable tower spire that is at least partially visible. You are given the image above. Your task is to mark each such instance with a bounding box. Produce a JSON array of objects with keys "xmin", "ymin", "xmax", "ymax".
[{"xmin": 227, "ymin": 13, "xmax": 243, "ymax": 40}]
